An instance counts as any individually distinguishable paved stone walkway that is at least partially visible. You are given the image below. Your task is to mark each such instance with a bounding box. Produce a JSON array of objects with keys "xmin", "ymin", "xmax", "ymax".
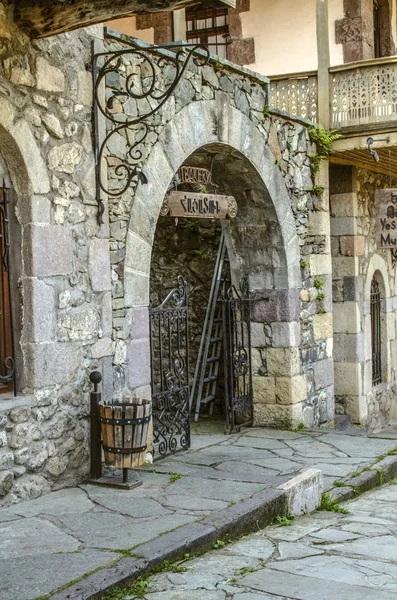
[
  {"xmin": 124, "ymin": 480, "xmax": 397, "ymax": 600},
  {"xmin": 1, "ymin": 423, "xmax": 397, "ymax": 600}
]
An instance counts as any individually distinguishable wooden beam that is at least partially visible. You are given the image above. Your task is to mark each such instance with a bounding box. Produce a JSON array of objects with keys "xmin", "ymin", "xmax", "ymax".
[{"xmin": 14, "ymin": 0, "xmax": 235, "ymax": 39}]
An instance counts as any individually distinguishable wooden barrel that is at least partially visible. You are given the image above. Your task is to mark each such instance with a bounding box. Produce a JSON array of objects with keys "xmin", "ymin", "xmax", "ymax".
[{"xmin": 99, "ymin": 399, "xmax": 151, "ymax": 469}]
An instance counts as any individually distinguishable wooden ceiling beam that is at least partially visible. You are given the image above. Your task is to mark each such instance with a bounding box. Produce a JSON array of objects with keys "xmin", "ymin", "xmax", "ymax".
[{"xmin": 14, "ymin": 0, "xmax": 235, "ymax": 39}]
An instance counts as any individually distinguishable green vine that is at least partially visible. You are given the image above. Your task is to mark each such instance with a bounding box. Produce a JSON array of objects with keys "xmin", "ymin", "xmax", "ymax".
[
  {"xmin": 308, "ymin": 126, "xmax": 342, "ymax": 177},
  {"xmin": 308, "ymin": 126, "xmax": 342, "ymax": 156},
  {"xmin": 263, "ymin": 104, "xmax": 270, "ymax": 117}
]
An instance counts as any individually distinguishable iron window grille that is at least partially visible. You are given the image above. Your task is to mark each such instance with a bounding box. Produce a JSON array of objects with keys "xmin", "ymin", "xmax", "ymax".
[
  {"xmin": 371, "ymin": 277, "xmax": 382, "ymax": 386},
  {"xmin": 185, "ymin": 5, "xmax": 229, "ymax": 58}
]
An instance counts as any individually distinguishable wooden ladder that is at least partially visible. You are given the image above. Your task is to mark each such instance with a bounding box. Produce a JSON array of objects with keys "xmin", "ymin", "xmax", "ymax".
[{"xmin": 190, "ymin": 232, "xmax": 230, "ymax": 421}]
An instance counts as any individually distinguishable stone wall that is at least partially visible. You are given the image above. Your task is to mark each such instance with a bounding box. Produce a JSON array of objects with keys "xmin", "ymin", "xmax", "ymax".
[
  {"xmin": 331, "ymin": 164, "xmax": 397, "ymax": 431},
  {"xmin": 0, "ymin": 6, "xmax": 107, "ymax": 505},
  {"xmin": 103, "ymin": 31, "xmax": 334, "ymax": 431}
]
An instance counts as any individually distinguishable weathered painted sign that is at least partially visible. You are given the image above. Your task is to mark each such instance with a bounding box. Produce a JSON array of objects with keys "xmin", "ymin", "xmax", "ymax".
[
  {"xmin": 375, "ymin": 188, "xmax": 397, "ymax": 249},
  {"xmin": 161, "ymin": 191, "xmax": 238, "ymax": 219},
  {"xmin": 179, "ymin": 166, "xmax": 211, "ymax": 185}
]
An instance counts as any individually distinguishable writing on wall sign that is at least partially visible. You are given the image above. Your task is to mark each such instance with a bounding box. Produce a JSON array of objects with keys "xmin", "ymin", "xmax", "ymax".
[
  {"xmin": 375, "ymin": 188, "xmax": 397, "ymax": 248},
  {"xmin": 160, "ymin": 191, "xmax": 238, "ymax": 219}
]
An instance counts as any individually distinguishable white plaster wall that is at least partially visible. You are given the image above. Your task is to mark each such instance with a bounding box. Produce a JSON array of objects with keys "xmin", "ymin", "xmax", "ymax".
[
  {"xmin": 240, "ymin": 0, "xmax": 344, "ymax": 75},
  {"xmin": 105, "ymin": 16, "xmax": 154, "ymax": 44}
]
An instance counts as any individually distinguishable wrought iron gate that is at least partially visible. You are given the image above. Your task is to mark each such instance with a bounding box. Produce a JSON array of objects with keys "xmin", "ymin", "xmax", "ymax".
[
  {"xmin": 149, "ymin": 276, "xmax": 190, "ymax": 459},
  {"xmin": 222, "ymin": 277, "xmax": 253, "ymax": 433}
]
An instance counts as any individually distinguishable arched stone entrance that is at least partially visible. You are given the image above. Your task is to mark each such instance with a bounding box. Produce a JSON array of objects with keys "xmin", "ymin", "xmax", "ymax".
[{"xmin": 123, "ymin": 101, "xmax": 305, "ymax": 430}]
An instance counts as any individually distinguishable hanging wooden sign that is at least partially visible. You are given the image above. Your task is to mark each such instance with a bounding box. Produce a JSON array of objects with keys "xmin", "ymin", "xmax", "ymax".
[
  {"xmin": 179, "ymin": 166, "xmax": 211, "ymax": 185},
  {"xmin": 161, "ymin": 191, "xmax": 238, "ymax": 219},
  {"xmin": 375, "ymin": 188, "xmax": 397, "ymax": 248}
]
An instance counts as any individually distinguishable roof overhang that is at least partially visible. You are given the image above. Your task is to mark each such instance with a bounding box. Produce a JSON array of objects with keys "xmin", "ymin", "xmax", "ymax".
[{"xmin": 14, "ymin": 0, "xmax": 236, "ymax": 39}]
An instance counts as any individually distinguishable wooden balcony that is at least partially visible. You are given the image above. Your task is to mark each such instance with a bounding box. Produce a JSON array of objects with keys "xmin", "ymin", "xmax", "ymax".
[{"xmin": 269, "ymin": 57, "xmax": 397, "ymax": 134}]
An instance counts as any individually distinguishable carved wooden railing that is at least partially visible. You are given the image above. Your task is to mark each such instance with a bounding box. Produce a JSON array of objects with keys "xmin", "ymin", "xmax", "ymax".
[
  {"xmin": 330, "ymin": 57, "xmax": 397, "ymax": 130},
  {"xmin": 269, "ymin": 72, "xmax": 318, "ymax": 123},
  {"xmin": 269, "ymin": 57, "xmax": 397, "ymax": 131}
]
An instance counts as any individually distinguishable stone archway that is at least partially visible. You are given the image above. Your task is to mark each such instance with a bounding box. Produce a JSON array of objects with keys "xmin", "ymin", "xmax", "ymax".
[{"xmin": 123, "ymin": 100, "xmax": 305, "ymax": 428}]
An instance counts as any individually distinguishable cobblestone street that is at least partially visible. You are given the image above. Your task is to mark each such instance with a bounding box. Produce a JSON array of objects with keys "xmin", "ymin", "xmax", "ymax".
[
  {"xmin": 2, "ymin": 425, "xmax": 397, "ymax": 599},
  {"xmin": 120, "ymin": 481, "xmax": 397, "ymax": 600}
]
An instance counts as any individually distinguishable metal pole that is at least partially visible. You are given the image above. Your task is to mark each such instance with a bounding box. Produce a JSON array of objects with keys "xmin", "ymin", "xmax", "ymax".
[{"xmin": 90, "ymin": 371, "xmax": 102, "ymax": 480}]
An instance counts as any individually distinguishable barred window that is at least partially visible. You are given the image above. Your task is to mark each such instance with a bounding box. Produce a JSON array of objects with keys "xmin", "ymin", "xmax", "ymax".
[
  {"xmin": 186, "ymin": 5, "xmax": 229, "ymax": 58},
  {"xmin": 371, "ymin": 277, "xmax": 382, "ymax": 386}
]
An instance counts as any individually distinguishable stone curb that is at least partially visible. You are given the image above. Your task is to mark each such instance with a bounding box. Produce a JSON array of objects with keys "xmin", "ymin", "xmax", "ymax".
[
  {"xmin": 49, "ymin": 473, "xmax": 313, "ymax": 600},
  {"xmin": 329, "ymin": 454, "xmax": 397, "ymax": 504}
]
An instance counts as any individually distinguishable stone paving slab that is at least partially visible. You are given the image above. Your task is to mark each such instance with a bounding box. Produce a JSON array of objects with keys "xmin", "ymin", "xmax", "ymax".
[
  {"xmin": 0, "ymin": 550, "xmax": 121, "ymax": 600},
  {"xmin": 123, "ymin": 481, "xmax": 397, "ymax": 600},
  {"xmin": 2, "ymin": 425, "xmax": 397, "ymax": 600}
]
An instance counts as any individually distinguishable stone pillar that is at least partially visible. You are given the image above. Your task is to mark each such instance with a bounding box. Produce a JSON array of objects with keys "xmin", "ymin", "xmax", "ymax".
[
  {"xmin": 316, "ymin": 0, "xmax": 330, "ymax": 129},
  {"xmin": 250, "ymin": 289, "xmax": 305, "ymax": 429},
  {"xmin": 330, "ymin": 165, "xmax": 367, "ymax": 424}
]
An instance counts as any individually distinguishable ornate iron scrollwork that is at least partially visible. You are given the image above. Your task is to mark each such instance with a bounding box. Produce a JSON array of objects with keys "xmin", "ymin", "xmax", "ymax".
[
  {"xmin": 93, "ymin": 35, "xmax": 233, "ymax": 223},
  {"xmin": 149, "ymin": 276, "xmax": 190, "ymax": 459}
]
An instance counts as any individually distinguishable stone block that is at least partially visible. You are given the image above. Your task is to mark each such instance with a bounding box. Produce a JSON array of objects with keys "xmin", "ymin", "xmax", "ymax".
[
  {"xmin": 19, "ymin": 195, "xmax": 51, "ymax": 225},
  {"xmin": 77, "ymin": 70, "xmax": 93, "ymax": 105},
  {"xmin": 124, "ymin": 269, "xmax": 150, "ymax": 307},
  {"xmin": 253, "ymin": 402, "xmax": 303, "ymax": 429},
  {"xmin": 333, "ymin": 302, "xmax": 361, "ymax": 333},
  {"xmin": 344, "ymin": 394, "xmax": 368, "ymax": 425},
  {"xmin": 272, "ymin": 321, "xmax": 300, "ymax": 347},
  {"xmin": 25, "ymin": 225, "xmax": 72, "ymax": 276},
  {"xmin": 333, "ymin": 333, "xmax": 364, "ymax": 362},
  {"xmin": 0, "ymin": 470, "xmax": 13, "ymax": 496},
  {"xmin": 331, "ymin": 217, "xmax": 357, "ymax": 236},
  {"xmin": 340, "ymin": 235, "xmax": 365, "ymax": 256},
  {"xmin": 308, "ymin": 211, "xmax": 330, "ymax": 235},
  {"xmin": 126, "ymin": 338, "xmax": 151, "ymax": 389},
  {"xmin": 130, "ymin": 307, "xmax": 149, "ymax": 340},
  {"xmin": 309, "ymin": 253, "xmax": 332, "ymax": 276},
  {"xmin": 48, "ymin": 142, "xmax": 83, "ymax": 174},
  {"xmin": 250, "ymin": 322, "xmax": 268, "ymax": 347},
  {"xmin": 278, "ymin": 468, "xmax": 322, "ymax": 516},
  {"xmin": 36, "ymin": 57, "xmax": 65, "ymax": 92},
  {"xmin": 252, "ymin": 376, "xmax": 276, "ymax": 405},
  {"xmin": 10, "ymin": 120, "xmax": 50, "ymax": 194},
  {"xmin": 267, "ymin": 347, "xmax": 301, "ymax": 377},
  {"xmin": 343, "ymin": 275, "xmax": 363, "ymax": 301},
  {"xmin": 250, "ymin": 289, "xmax": 300, "ymax": 323},
  {"xmin": 313, "ymin": 358, "xmax": 334, "ymax": 391},
  {"xmin": 313, "ymin": 312, "xmax": 333, "ymax": 341},
  {"xmin": 125, "ymin": 231, "xmax": 152, "ymax": 274},
  {"xmin": 24, "ymin": 342, "xmax": 82, "ymax": 388},
  {"xmin": 330, "ymin": 192, "xmax": 358, "ymax": 217},
  {"xmin": 101, "ymin": 292, "xmax": 112, "ymax": 337},
  {"xmin": 91, "ymin": 338, "xmax": 113, "ymax": 359},
  {"xmin": 23, "ymin": 279, "xmax": 55, "ymax": 343},
  {"xmin": 275, "ymin": 375, "xmax": 307, "ymax": 405},
  {"xmin": 88, "ymin": 238, "xmax": 111, "ymax": 292},
  {"xmin": 334, "ymin": 363, "xmax": 362, "ymax": 395}
]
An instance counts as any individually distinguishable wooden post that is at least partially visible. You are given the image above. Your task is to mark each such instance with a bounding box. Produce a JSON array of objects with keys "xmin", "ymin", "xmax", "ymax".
[{"xmin": 316, "ymin": 0, "xmax": 330, "ymax": 129}]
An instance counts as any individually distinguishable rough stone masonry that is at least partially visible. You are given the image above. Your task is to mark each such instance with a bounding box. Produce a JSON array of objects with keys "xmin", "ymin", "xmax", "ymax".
[{"xmin": 0, "ymin": 10, "xmax": 334, "ymax": 506}]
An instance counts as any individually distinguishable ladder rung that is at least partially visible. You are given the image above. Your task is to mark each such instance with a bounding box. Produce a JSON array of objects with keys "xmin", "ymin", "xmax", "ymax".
[
  {"xmin": 210, "ymin": 336, "xmax": 222, "ymax": 343},
  {"xmin": 203, "ymin": 375, "xmax": 218, "ymax": 384},
  {"xmin": 213, "ymin": 318, "xmax": 222, "ymax": 323},
  {"xmin": 201, "ymin": 395, "xmax": 215, "ymax": 404},
  {"xmin": 206, "ymin": 357, "xmax": 220, "ymax": 364}
]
